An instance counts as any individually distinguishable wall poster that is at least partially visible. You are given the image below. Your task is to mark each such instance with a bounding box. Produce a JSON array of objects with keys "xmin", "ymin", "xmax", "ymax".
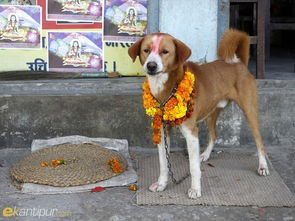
[
  {"xmin": 47, "ymin": 0, "xmax": 103, "ymax": 22},
  {"xmin": 104, "ymin": 0, "xmax": 147, "ymax": 42},
  {"xmin": 0, "ymin": 5, "xmax": 41, "ymax": 49},
  {"xmin": 48, "ymin": 31, "xmax": 103, "ymax": 72},
  {"xmin": 0, "ymin": 0, "xmax": 37, "ymax": 5}
]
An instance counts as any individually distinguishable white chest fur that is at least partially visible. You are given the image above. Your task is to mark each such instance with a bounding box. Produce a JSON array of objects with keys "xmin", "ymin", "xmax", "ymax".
[{"xmin": 147, "ymin": 73, "xmax": 168, "ymax": 96}]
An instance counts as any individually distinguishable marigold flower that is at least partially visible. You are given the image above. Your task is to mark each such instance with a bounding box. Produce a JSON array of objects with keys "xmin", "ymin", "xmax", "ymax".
[
  {"xmin": 51, "ymin": 160, "xmax": 59, "ymax": 168},
  {"xmin": 129, "ymin": 184, "xmax": 138, "ymax": 191},
  {"xmin": 40, "ymin": 161, "xmax": 49, "ymax": 167},
  {"xmin": 175, "ymin": 119, "xmax": 182, "ymax": 125},
  {"xmin": 152, "ymin": 130, "xmax": 161, "ymax": 144},
  {"xmin": 146, "ymin": 107, "xmax": 157, "ymax": 116},
  {"xmin": 189, "ymin": 100, "xmax": 195, "ymax": 105},
  {"xmin": 107, "ymin": 157, "xmax": 123, "ymax": 173}
]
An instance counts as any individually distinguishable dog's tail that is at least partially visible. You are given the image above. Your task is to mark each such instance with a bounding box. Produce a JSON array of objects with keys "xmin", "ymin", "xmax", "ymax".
[{"xmin": 217, "ymin": 29, "xmax": 250, "ymax": 66}]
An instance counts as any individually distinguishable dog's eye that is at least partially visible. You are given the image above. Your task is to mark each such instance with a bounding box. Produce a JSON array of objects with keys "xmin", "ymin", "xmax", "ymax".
[
  {"xmin": 143, "ymin": 49, "xmax": 150, "ymax": 53},
  {"xmin": 162, "ymin": 50, "xmax": 169, "ymax": 55}
]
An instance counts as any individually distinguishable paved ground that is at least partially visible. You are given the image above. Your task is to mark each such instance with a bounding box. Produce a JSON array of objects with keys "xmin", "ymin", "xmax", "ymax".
[{"xmin": 0, "ymin": 145, "xmax": 294, "ymax": 221}]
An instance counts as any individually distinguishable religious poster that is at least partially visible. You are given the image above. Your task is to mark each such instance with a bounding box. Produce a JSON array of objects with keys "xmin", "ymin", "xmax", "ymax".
[
  {"xmin": 0, "ymin": 5, "xmax": 41, "ymax": 49},
  {"xmin": 0, "ymin": 0, "xmax": 37, "ymax": 5},
  {"xmin": 48, "ymin": 31, "xmax": 103, "ymax": 72},
  {"xmin": 104, "ymin": 0, "xmax": 147, "ymax": 42},
  {"xmin": 47, "ymin": 0, "xmax": 103, "ymax": 22}
]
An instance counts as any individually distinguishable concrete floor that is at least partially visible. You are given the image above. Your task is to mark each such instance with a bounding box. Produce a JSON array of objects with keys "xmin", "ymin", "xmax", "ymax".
[{"xmin": 0, "ymin": 145, "xmax": 294, "ymax": 221}]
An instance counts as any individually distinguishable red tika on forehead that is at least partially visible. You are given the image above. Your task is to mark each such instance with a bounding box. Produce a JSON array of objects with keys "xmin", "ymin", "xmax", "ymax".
[{"xmin": 151, "ymin": 35, "xmax": 163, "ymax": 54}]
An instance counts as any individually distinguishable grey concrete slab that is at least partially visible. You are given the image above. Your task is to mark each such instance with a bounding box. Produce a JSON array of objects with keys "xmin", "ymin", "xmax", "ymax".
[{"xmin": 0, "ymin": 145, "xmax": 294, "ymax": 221}]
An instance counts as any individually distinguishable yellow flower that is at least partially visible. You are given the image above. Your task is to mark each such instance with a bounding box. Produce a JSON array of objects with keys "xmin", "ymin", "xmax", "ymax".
[{"xmin": 146, "ymin": 108, "xmax": 157, "ymax": 116}]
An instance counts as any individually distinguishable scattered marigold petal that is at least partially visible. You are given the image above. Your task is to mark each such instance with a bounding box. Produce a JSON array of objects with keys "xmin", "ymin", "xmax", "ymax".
[
  {"xmin": 51, "ymin": 160, "xmax": 59, "ymax": 167},
  {"xmin": 129, "ymin": 184, "xmax": 138, "ymax": 191},
  {"xmin": 40, "ymin": 162, "xmax": 49, "ymax": 167}
]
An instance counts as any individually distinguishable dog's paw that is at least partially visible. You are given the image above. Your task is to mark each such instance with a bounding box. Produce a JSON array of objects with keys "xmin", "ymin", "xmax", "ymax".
[
  {"xmin": 200, "ymin": 152, "xmax": 210, "ymax": 162},
  {"xmin": 188, "ymin": 188, "xmax": 201, "ymax": 199},
  {"xmin": 258, "ymin": 166, "xmax": 270, "ymax": 176},
  {"xmin": 149, "ymin": 182, "xmax": 167, "ymax": 192}
]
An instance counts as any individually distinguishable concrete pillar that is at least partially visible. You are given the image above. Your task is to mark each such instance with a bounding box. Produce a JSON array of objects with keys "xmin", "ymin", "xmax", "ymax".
[
  {"xmin": 147, "ymin": 0, "xmax": 159, "ymax": 33},
  {"xmin": 159, "ymin": 0, "xmax": 220, "ymax": 62},
  {"xmin": 157, "ymin": 0, "xmax": 230, "ymax": 63},
  {"xmin": 217, "ymin": 0, "xmax": 230, "ymax": 42}
]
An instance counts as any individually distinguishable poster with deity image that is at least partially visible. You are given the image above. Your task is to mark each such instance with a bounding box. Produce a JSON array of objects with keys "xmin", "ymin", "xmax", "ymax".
[
  {"xmin": 0, "ymin": 0, "xmax": 37, "ymax": 5},
  {"xmin": 104, "ymin": 0, "xmax": 147, "ymax": 42},
  {"xmin": 0, "ymin": 5, "xmax": 41, "ymax": 49},
  {"xmin": 48, "ymin": 31, "xmax": 103, "ymax": 72},
  {"xmin": 47, "ymin": 0, "xmax": 103, "ymax": 22}
]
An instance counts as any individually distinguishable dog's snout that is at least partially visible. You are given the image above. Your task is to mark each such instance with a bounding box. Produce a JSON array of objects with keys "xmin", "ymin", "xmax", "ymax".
[{"xmin": 147, "ymin": 62, "xmax": 158, "ymax": 73}]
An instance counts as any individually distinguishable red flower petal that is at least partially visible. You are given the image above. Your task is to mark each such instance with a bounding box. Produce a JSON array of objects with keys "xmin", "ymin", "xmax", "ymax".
[{"xmin": 90, "ymin": 186, "xmax": 106, "ymax": 192}]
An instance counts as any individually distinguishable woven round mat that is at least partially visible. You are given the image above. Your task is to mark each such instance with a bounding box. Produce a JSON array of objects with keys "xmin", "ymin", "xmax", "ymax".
[{"xmin": 10, "ymin": 143, "xmax": 128, "ymax": 187}]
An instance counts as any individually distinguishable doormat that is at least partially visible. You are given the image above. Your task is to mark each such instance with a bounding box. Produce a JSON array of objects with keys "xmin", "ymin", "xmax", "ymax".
[{"xmin": 137, "ymin": 152, "xmax": 295, "ymax": 207}]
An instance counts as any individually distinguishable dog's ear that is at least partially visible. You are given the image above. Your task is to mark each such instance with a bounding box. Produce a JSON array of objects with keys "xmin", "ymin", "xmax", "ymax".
[
  {"xmin": 173, "ymin": 39, "xmax": 191, "ymax": 63},
  {"xmin": 128, "ymin": 38, "xmax": 144, "ymax": 62}
]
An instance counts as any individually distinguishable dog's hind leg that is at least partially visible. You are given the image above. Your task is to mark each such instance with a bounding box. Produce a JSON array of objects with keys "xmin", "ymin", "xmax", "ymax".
[
  {"xmin": 149, "ymin": 127, "xmax": 170, "ymax": 192},
  {"xmin": 235, "ymin": 78, "xmax": 269, "ymax": 176},
  {"xmin": 200, "ymin": 108, "xmax": 223, "ymax": 162}
]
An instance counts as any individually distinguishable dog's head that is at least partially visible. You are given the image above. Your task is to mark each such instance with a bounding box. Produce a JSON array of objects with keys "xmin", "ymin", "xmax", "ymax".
[{"xmin": 128, "ymin": 33, "xmax": 191, "ymax": 76}]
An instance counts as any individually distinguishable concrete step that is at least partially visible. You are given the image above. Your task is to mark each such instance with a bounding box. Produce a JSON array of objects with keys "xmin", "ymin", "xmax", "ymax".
[{"xmin": 0, "ymin": 78, "xmax": 294, "ymax": 149}]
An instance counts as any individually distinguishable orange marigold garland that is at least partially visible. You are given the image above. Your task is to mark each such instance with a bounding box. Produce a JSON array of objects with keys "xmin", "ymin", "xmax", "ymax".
[{"xmin": 142, "ymin": 69, "xmax": 196, "ymax": 144}]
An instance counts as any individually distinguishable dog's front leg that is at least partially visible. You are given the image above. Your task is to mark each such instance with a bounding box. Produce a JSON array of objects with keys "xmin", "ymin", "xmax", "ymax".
[
  {"xmin": 179, "ymin": 123, "xmax": 201, "ymax": 198},
  {"xmin": 149, "ymin": 128, "xmax": 169, "ymax": 192}
]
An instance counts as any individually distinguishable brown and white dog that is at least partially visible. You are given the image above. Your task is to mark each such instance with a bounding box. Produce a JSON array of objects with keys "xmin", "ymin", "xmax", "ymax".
[{"xmin": 128, "ymin": 29, "xmax": 269, "ymax": 199}]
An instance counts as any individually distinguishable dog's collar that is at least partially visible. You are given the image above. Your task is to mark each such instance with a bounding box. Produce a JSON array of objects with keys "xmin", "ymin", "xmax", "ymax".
[{"xmin": 142, "ymin": 69, "xmax": 196, "ymax": 144}]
